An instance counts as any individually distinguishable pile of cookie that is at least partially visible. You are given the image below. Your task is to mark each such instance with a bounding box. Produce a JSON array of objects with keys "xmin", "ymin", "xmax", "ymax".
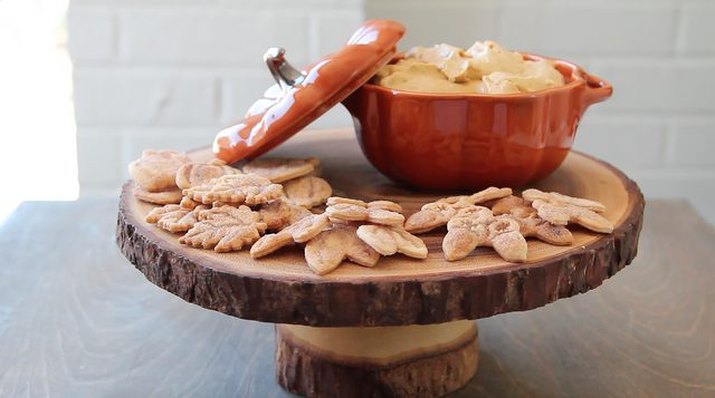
[
  {"xmin": 130, "ymin": 150, "xmax": 421, "ymax": 275},
  {"xmin": 403, "ymin": 187, "xmax": 614, "ymax": 263},
  {"xmin": 250, "ymin": 197, "xmax": 428, "ymax": 275},
  {"xmin": 128, "ymin": 150, "xmax": 615, "ymax": 276},
  {"xmin": 129, "ymin": 150, "xmax": 330, "ymax": 251}
]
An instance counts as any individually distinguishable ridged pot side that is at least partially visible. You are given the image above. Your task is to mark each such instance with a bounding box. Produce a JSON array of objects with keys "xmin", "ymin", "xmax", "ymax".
[{"xmin": 347, "ymin": 83, "xmax": 589, "ymax": 191}]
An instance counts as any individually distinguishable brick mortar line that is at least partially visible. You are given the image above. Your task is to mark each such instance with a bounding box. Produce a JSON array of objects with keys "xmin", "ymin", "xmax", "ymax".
[
  {"xmin": 73, "ymin": 66, "xmax": 268, "ymax": 76},
  {"xmin": 77, "ymin": 123, "xmax": 227, "ymax": 129}
]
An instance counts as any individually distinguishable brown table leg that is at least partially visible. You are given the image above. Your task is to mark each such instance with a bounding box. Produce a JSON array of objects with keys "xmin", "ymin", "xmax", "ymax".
[{"xmin": 276, "ymin": 321, "xmax": 478, "ymax": 397}]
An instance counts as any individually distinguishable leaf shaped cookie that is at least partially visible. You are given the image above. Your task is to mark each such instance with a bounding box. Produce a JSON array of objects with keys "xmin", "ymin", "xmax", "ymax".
[
  {"xmin": 442, "ymin": 206, "xmax": 527, "ymax": 262},
  {"xmin": 325, "ymin": 197, "xmax": 405, "ymax": 227},
  {"xmin": 183, "ymin": 174, "xmax": 283, "ymax": 206},
  {"xmin": 356, "ymin": 225, "xmax": 428, "ymax": 259},
  {"xmin": 491, "ymin": 196, "xmax": 573, "ymax": 245},
  {"xmin": 179, "ymin": 205, "xmax": 267, "ymax": 252},
  {"xmin": 304, "ymin": 225, "xmax": 380, "ymax": 275},
  {"xmin": 145, "ymin": 204, "xmax": 207, "ymax": 233},
  {"xmin": 250, "ymin": 213, "xmax": 330, "ymax": 258},
  {"xmin": 405, "ymin": 187, "xmax": 512, "ymax": 233},
  {"xmin": 242, "ymin": 157, "xmax": 320, "ymax": 183},
  {"xmin": 521, "ymin": 189, "xmax": 613, "ymax": 233}
]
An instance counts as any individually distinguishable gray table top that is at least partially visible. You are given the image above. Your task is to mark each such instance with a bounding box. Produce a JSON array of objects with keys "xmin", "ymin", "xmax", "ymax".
[{"xmin": 1, "ymin": 198, "xmax": 714, "ymax": 397}]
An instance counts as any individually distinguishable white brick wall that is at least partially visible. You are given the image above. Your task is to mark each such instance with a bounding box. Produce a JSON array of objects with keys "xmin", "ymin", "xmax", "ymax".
[
  {"xmin": 118, "ymin": 9, "xmax": 311, "ymax": 67},
  {"xmin": 499, "ymin": 3, "xmax": 676, "ymax": 56},
  {"xmin": 67, "ymin": 7, "xmax": 115, "ymax": 62},
  {"xmin": 74, "ymin": 69, "xmax": 218, "ymax": 125},
  {"xmin": 70, "ymin": 0, "xmax": 364, "ymax": 190},
  {"xmin": 365, "ymin": 1, "xmax": 499, "ymax": 49},
  {"xmin": 69, "ymin": 0, "xmax": 715, "ymax": 223}
]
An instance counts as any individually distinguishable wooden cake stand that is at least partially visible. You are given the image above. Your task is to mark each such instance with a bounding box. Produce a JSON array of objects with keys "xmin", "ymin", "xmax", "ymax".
[{"xmin": 116, "ymin": 129, "xmax": 644, "ymax": 397}]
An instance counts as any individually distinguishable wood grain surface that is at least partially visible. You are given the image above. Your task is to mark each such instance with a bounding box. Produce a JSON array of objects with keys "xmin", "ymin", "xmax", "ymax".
[
  {"xmin": 117, "ymin": 129, "xmax": 644, "ymax": 326},
  {"xmin": 276, "ymin": 323, "xmax": 479, "ymax": 398},
  {"xmin": 1, "ymin": 198, "xmax": 713, "ymax": 397}
]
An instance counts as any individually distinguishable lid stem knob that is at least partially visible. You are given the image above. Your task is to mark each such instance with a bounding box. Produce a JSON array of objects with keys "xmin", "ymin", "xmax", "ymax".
[{"xmin": 264, "ymin": 47, "xmax": 306, "ymax": 93}]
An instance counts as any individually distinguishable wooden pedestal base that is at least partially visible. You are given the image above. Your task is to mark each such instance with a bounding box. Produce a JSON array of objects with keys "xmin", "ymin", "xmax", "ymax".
[{"xmin": 276, "ymin": 321, "xmax": 478, "ymax": 397}]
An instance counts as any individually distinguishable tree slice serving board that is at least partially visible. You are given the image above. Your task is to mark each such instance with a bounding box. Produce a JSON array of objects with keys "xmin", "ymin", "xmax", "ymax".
[{"xmin": 116, "ymin": 128, "xmax": 644, "ymax": 327}]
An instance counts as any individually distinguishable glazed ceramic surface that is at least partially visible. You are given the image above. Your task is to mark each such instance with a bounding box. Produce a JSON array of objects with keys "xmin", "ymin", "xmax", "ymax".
[
  {"xmin": 213, "ymin": 20, "xmax": 405, "ymax": 164},
  {"xmin": 213, "ymin": 19, "xmax": 611, "ymax": 191},
  {"xmin": 343, "ymin": 56, "xmax": 612, "ymax": 191}
]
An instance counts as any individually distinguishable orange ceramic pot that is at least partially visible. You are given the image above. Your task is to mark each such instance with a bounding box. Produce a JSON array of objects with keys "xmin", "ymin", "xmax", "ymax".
[{"xmin": 342, "ymin": 55, "xmax": 612, "ymax": 191}]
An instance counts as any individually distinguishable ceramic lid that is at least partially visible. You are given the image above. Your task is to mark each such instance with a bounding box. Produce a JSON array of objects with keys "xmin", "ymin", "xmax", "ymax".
[{"xmin": 213, "ymin": 19, "xmax": 405, "ymax": 164}]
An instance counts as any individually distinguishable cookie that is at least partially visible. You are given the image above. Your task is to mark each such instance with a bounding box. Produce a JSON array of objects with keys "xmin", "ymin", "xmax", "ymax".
[
  {"xmin": 145, "ymin": 204, "xmax": 207, "ymax": 233},
  {"xmin": 128, "ymin": 149, "xmax": 190, "ymax": 192},
  {"xmin": 304, "ymin": 225, "xmax": 381, "ymax": 275},
  {"xmin": 356, "ymin": 225, "xmax": 428, "ymax": 259},
  {"xmin": 283, "ymin": 176, "xmax": 332, "ymax": 208},
  {"xmin": 405, "ymin": 187, "xmax": 512, "ymax": 234},
  {"xmin": 179, "ymin": 196, "xmax": 201, "ymax": 210},
  {"xmin": 175, "ymin": 162, "xmax": 240, "ymax": 189},
  {"xmin": 366, "ymin": 200, "xmax": 403, "ymax": 213},
  {"xmin": 491, "ymin": 196, "xmax": 573, "ymax": 245},
  {"xmin": 179, "ymin": 205, "xmax": 267, "ymax": 252},
  {"xmin": 325, "ymin": 197, "xmax": 405, "ymax": 227},
  {"xmin": 183, "ymin": 174, "xmax": 283, "ymax": 206},
  {"xmin": 258, "ymin": 199, "xmax": 312, "ymax": 231},
  {"xmin": 521, "ymin": 189, "xmax": 613, "ymax": 233},
  {"xmin": 250, "ymin": 213, "xmax": 330, "ymax": 258},
  {"xmin": 133, "ymin": 186, "xmax": 182, "ymax": 205},
  {"xmin": 242, "ymin": 157, "xmax": 320, "ymax": 183},
  {"xmin": 326, "ymin": 197, "xmax": 367, "ymax": 207},
  {"xmin": 442, "ymin": 206, "xmax": 527, "ymax": 262},
  {"xmin": 521, "ymin": 189, "xmax": 606, "ymax": 213}
]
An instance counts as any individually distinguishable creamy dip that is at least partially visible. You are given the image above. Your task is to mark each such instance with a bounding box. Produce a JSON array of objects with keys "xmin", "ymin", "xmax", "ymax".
[{"xmin": 374, "ymin": 41, "xmax": 566, "ymax": 94}]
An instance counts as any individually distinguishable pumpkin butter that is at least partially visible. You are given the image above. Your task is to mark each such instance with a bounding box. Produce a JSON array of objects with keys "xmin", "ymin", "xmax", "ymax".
[{"xmin": 374, "ymin": 41, "xmax": 565, "ymax": 94}]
